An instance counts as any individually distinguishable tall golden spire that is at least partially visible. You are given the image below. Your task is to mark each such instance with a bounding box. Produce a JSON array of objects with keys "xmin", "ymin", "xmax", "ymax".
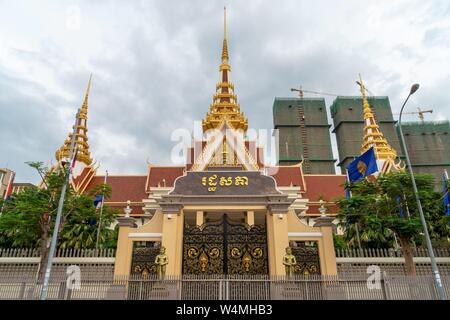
[
  {"xmin": 221, "ymin": 7, "xmax": 229, "ymax": 62},
  {"xmin": 358, "ymin": 75, "xmax": 397, "ymax": 161},
  {"xmin": 202, "ymin": 7, "xmax": 248, "ymax": 132},
  {"xmin": 55, "ymin": 75, "xmax": 93, "ymax": 166}
]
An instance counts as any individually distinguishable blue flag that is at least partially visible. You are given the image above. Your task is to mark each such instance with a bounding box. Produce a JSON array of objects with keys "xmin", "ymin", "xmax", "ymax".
[
  {"xmin": 443, "ymin": 174, "xmax": 450, "ymax": 216},
  {"xmin": 345, "ymin": 186, "xmax": 351, "ymax": 227},
  {"xmin": 347, "ymin": 147, "xmax": 378, "ymax": 183},
  {"xmin": 396, "ymin": 195, "xmax": 404, "ymax": 218},
  {"xmin": 93, "ymin": 195, "xmax": 103, "ymax": 209}
]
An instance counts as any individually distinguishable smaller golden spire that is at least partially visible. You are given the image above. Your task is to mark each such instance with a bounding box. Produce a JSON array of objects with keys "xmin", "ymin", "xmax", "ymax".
[
  {"xmin": 55, "ymin": 75, "xmax": 93, "ymax": 166},
  {"xmin": 80, "ymin": 74, "xmax": 92, "ymax": 119},
  {"xmin": 358, "ymin": 74, "xmax": 397, "ymax": 161}
]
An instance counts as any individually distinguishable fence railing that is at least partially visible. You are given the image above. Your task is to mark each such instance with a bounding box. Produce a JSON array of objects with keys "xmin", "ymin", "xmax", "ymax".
[
  {"xmin": 2, "ymin": 247, "xmax": 449, "ymax": 259},
  {"xmin": 0, "ymin": 248, "xmax": 116, "ymax": 258},
  {"xmin": 335, "ymin": 247, "xmax": 450, "ymax": 258},
  {"xmin": 0, "ymin": 274, "xmax": 448, "ymax": 300}
]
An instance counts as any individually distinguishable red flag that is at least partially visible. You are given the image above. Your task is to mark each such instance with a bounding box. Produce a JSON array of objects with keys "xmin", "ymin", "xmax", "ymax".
[{"xmin": 3, "ymin": 172, "xmax": 15, "ymax": 200}]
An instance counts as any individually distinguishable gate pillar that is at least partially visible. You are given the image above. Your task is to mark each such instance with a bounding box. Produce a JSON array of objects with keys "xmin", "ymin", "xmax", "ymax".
[
  {"xmin": 161, "ymin": 209, "xmax": 184, "ymax": 276},
  {"xmin": 314, "ymin": 216, "xmax": 338, "ymax": 275},
  {"xmin": 114, "ymin": 216, "xmax": 137, "ymax": 276},
  {"xmin": 266, "ymin": 211, "xmax": 289, "ymax": 276}
]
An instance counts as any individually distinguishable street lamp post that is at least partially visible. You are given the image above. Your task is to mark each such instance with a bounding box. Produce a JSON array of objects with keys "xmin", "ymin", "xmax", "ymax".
[
  {"xmin": 397, "ymin": 83, "xmax": 446, "ymax": 300},
  {"xmin": 40, "ymin": 108, "xmax": 80, "ymax": 300}
]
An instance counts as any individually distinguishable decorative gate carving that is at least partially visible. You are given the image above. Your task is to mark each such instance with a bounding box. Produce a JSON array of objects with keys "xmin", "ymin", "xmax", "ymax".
[
  {"xmin": 183, "ymin": 214, "xmax": 268, "ymax": 274},
  {"xmin": 291, "ymin": 242, "xmax": 321, "ymax": 275},
  {"xmin": 130, "ymin": 241, "xmax": 161, "ymax": 276}
]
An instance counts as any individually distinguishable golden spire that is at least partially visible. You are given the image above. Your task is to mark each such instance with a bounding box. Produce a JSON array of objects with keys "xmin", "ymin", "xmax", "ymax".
[
  {"xmin": 202, "ymin": 8, "xmax": 248, "ymax": 132},
  {"xmin": 55, "ymin": 75, "xmax": 93, "ymax": 166},
  {"xmin": 358, "ymin": 74, "xmax": 397, "ymax": 161},
  {"xmin": 222, "ymin": 7, "xmax": 229, "ymax": 62}
]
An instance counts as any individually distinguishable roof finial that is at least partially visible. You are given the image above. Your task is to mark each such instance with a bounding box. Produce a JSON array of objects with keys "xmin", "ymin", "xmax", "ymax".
[
  {"xmin": 80, "ymin": 74, "xmax": 92, "ymax": 117},
  {"xmin": 357, "ymin": 74, "xmax": 398, "ymax": 165},
  {"xmin": 222, "ymin": 6, "xmax": 229, "ymax": 62},
  {"xmin": 55, "ymin": 74, "xmax": 93, "ymax": 166},
  {"xmin": 224, "ymin": 6, "xmax": 227, "ymax": 40}
]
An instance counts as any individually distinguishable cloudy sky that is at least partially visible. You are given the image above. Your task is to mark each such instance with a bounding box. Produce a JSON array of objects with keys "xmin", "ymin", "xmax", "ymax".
[{"xmin": 1, "ymin": 0, "xmax": 449, "ymax": 183}]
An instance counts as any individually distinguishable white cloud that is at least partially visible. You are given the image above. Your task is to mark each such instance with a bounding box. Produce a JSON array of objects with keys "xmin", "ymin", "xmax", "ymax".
[{"xmin": 0, "ymin": 0, "xmax": 449, "ymax": 182}]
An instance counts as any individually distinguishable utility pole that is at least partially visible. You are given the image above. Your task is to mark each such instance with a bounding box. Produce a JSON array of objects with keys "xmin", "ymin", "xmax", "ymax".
[{"xmin": 40, "ymin": 108, "xmax": 80, "ymax": 300}]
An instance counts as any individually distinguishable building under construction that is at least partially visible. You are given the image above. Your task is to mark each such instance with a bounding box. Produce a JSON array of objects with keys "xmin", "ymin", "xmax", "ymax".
[
  {"xmin": 397, "ymin": 120, "xmax": 450, "ymax": 189},
  {"xmin": 330, "ymin": 96, "xmax": 403, "ymax": 173},
  {"xmin": 273, "ymin": 97, "xmax": 336, "ymax": 174}
]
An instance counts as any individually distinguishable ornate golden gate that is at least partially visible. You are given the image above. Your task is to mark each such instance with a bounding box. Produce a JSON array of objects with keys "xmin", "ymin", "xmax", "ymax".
[
  {"xmin": 130, "ymin": 241, "xmax": 160, "ymax": 276},
  {"xmin": 183, "ymin": 214, "xmax": 268, "ymax": 275},
  {"xmin": 291, "ymin": 242, "xmax": 321, "ymax": 275}
]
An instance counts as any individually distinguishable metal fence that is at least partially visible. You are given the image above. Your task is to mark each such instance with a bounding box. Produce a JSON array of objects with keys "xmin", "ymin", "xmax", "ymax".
[
  {"xmin": 0, "ymin": 248, "xmax": 116, "ymax": 281},
  {"xmin": 0, "ymin": 247, "xmax": 449, "ymax": 300},
  {"xmin": 0, "ymin": 274, "xmax": 449, "ymax": 300},
  {"xmin": 335, "ymin": 247, "xmax": 450, "ymax": 258},
  {"xmin": 0, "ymin": 248, "xmax": 116, "ymax": 258}
]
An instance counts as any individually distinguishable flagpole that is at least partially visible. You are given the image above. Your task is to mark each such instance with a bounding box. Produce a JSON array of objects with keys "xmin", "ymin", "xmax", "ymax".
[
  {"xmin": 444, "ymin": 169, "xmax": 449, "ymax": 216},
  {"xmin": 345, "ymin": 169, "xmax": 362, "ymax": 251},
  {"xmin": 40, "ymin": 108, "xmax": 80, "ymax": 300},
  {"xmin": 95, "ymin": 170, "xmax": 108, "ymax": 250}
]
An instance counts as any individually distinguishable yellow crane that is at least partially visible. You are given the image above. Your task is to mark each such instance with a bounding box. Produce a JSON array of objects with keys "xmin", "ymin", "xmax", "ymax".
[
  {"xmin": 393, "ymin": 107, "xmax": 433, "ymax": 122},
  {"xmin": 290, "ymin": 87, "xmax": 342, "ymax": 98}
]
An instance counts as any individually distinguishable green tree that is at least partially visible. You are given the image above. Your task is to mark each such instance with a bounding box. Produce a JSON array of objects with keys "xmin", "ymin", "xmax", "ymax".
[
  {"xmin": 0, "ymin": 163, "xmax": 118, "ymax": 278},
  {"xmin": 337, "ymin": 172, "xmax": 450, "ymax": 275}
]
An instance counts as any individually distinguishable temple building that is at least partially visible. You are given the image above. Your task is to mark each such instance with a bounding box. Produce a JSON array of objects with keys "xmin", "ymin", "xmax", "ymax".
[{"xmin": 54, "ymin": 9, "xmax": 347, "ymax": 277}]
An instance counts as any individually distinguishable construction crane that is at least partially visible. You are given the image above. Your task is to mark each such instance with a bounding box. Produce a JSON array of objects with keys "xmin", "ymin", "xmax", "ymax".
[
  {"xmin": 393, "ymin": 107, "xmax": 433, "ymax": 122},
  {"xmin": 355, "ymin": 80, "xmax": 375, "ymax": 96},
  {"xmin": 290, "ymin": 84, "xmax": 374, "ymax": 99},
  {"xmin": 290, "ymin": 87, "xmax": 342, "ymax": 98}
]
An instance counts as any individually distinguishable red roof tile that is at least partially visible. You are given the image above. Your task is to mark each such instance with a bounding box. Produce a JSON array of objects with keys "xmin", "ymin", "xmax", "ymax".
[
  {"xmin": 85, "ymin": 176, "xmax": 147, "ymax": 203},
  {"xmin": 266, "ymin": 166, "xmax": 304, "ymax": 188},
  {"xmin": 146, "ymin": 166, "xmax": 185, "ymax": 190},
  {"xmin": 303, "ymin": 175, "xmax": 346, "ymax": 201}
]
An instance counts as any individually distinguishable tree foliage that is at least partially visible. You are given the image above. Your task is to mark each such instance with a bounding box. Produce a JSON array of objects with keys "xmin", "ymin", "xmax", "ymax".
[
  {"xmin": 338, "ymin": 172, "xmax": 449, "ymax": 247},
  {"xmin": 337, "ymin": 171, "xmax": 450, "ymax": 275},
  {"xmin": 0, "ymin": 163, "xmax": 118, "ymax": 249}
]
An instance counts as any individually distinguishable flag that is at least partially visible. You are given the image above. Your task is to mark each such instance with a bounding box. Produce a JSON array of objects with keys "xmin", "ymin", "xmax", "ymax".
[
  {"xmin": 347, "ymin": 147, "xmax": 378, "ymax": 183},
  {"xmin": 93, "ymin": 195, "xmax": 103, "ymax": 209},
  {"xmin": 345, "ymin": 186, "xmax": 351, "ymax": 227},
  {"xmin": 396, "ymin": 195, "xmax": 404, "ymax": 218},
  {"xmin": 443, "ymin": 173, "xmax": 450, "ymax": 216},
  {"xmin": 3, "ymin": 172, "xmax": 15, "ymax": 201},
  {"xmin": 70, "ymin": 148, "xmax": 78, "ymax": 172}
]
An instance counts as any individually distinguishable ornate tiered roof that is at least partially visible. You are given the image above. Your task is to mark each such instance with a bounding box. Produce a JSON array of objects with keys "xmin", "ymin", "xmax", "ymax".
[
  {"xmin": 358, "ymin": 75, "xmax": 398, "ymax": 161},
  {"xmin": 202, "ymin": 7, "xmax": 248, "ymax": 132},
  {"xmin": 55, "ymin": 75, "xmax": 93, "ymax": 166}
]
